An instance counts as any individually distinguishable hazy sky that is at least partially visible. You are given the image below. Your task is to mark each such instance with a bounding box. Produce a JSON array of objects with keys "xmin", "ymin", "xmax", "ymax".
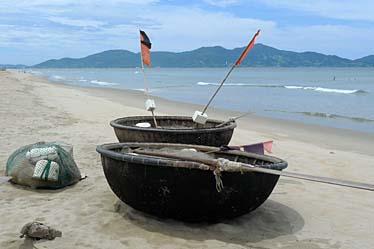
[{"xmin": 1, "ymin": 0, "xmax": 374, "ymax": 65}]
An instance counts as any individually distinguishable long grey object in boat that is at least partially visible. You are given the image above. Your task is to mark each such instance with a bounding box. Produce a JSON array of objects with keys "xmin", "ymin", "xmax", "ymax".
[
  {"xmin": 133, "ymin": 150, "xmax": 374, "ymax": 192},
  {"xmin": 243, "ymin": 166, "xmax": 374, "ymax": 192}
]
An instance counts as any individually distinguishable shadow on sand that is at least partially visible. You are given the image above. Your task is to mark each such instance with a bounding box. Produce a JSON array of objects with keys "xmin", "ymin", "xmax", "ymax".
[
  {"xmin": 7, "ymin": 178, "xmax": 84, "ymax": 194},
  {"xmin": 115, "ymin": 199, "xmax": 304, "ymax": 245}
]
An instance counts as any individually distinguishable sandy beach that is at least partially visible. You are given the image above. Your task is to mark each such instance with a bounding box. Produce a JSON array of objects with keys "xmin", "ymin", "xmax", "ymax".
[{"xmin": 1, "ymin": 70, "xmax": 373, "ymax": 249}]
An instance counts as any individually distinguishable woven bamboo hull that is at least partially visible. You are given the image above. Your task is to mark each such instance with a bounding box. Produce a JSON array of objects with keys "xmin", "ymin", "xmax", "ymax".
[
  {"xmin": 110, "ymin": 116, "xmax": 236, "ymax": 147},
  {"xmin": 97, "ymin": 143, "xmax": 287, "ymax": 222}
]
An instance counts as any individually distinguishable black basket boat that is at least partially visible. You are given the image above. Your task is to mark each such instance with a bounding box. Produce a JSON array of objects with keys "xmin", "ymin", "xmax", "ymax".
[
  {"xmin": 110, "ymin": 116, "xmax": 236, "ymax": 147},
  {"xmin": 96, "ymin": 142, "xmax": 288, "ymax": 222}
]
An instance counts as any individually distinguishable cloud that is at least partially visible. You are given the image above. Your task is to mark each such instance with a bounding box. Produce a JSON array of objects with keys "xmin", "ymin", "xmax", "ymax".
[
  {"xmin": 0, "ymin": 0, "xmax": 159, "ymax": 16},
  {"xmin": 2, "ymin": 0, "xmax": 158, "ymax": 7},
  {"xmin": 143, "ymin": 7, "xmax": 275, "ymax": 51},
  {"xmin": 261, "ymin": 24, "xmax": 374, "ymax": 59},
  {"xmin": 203, "ymin": 0, "xmax": 240, "ymax": 7},
  {"xmin": 47, "ymin": 17, "xmax": 106, "ymax": 28},
  {"xmin": 1, "ymin": 0, "xmax": 374, "ymax": 64},
  {"xmin": 259, "ymin": 0, "xmax": 374, "ymax": 21}
]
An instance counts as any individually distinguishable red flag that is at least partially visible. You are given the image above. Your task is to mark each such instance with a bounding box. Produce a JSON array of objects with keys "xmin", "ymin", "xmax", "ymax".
[
  {"xmin": 235, "ymin": 29, "xmax": 260, "ymax": 66},
  {"xmin": 140, "ymin": 30, "xmax": 151, "ymax": 66}
]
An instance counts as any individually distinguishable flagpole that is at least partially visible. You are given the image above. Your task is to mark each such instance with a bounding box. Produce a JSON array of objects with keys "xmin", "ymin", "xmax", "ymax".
[
  {"xmin": 140, "ymin": 50, "xmax": 151, "ymax": 98},
  {"xmin": 199, "ymin": 30, "xmax": 260, "ymax": 117},
  {"xmin": 201, "ymin": 64, "xmax": 236, "ymax": 115},
  {"xmin": 139, "ymin": 31, "xmax": 158, "ymax": 128}
]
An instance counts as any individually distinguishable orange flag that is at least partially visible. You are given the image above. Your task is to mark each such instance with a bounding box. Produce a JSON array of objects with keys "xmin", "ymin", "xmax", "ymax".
[
  {"xmin": 140, "ymin": 30, "xmax": 151, "ymax": 66},
  {"xmin": 235, "ymin": 29, "xmax": 260, "ymax": 66}
]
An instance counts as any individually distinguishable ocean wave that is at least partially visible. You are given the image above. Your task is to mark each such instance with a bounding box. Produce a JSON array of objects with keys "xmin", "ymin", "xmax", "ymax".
[
  {"xmin": 197, "ymin": 82, "xmax": 282, "ymax": 88},
  {"xmin": 284, "ymin": 86, "xmax": 367, "ymax": 94},
  {"xmin": 51, "ymin": 75, "xmax": 64, "ymax": 80},
  {"xmin": 299, "ymin": 112, "xmax": 374, "ymax": 122},
  {"xmin": 197, "ymin": 82, "xmax": 217, "ymax": 86},
  {"xmin": 29, "ymin": 70, "xmax": 44, "ymax": 75},
  {"xmin": 90, "ymin": 80, "xmax": 118, "ymax": 86},
  {"xmin": 132, "ymin": 88, "xmax": 154, "ymax": 93},
  {"xmin": 197, "ymin": 82, "xmax": 368, "ymax": 94},
  {"xmin": 78, "ymin": 77, "xmax": 87, "ymax": 82},
  {"xmin": 266, "ymin": 109, "xmax": 374, "ymax": 123}
]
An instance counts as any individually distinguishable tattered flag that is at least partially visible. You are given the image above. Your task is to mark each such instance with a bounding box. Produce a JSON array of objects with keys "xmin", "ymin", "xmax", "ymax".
[
  {"xmin": 235, "ymin": 29, "xmax": 260, "ymax": 66},
  {"xmin": 140, "ymin": 30, "xmax": 151, "ymax": 66}
]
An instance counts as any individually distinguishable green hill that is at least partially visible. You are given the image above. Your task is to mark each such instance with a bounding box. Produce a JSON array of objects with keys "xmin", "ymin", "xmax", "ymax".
[
  {"xmin": 33, "ymin": 44, "xmax": 372, "ymax": 68},
  {"xmin": 354, "ymin": 55, "xmax": 374, "ymax": 66}
]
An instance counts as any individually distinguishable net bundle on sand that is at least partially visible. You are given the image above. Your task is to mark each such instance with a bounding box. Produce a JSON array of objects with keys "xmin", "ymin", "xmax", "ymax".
[{"xmin": 5, "ymin": 141, "xmax": 81, "ymax": 189}]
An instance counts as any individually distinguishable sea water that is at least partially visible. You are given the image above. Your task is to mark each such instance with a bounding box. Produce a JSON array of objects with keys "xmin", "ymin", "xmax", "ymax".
[{"xmin": 29, "ymin": 67, "xmax": 374, "ymax": 133}]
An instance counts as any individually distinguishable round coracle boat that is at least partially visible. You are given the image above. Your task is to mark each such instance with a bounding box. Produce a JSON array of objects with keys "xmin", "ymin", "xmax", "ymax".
[
  {"xmin": 110, "ymin": 116, "xmax": 236, "ymax": 147},
  {"xmin": 96, "ymin": 142, "xmax": 288, "ymax": 222}
]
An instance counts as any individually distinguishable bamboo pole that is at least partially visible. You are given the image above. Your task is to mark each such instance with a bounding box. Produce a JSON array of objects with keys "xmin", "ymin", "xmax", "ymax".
[
  {"xmin": 200, "ymin": 30, "xmax": 260, "ymax": 117},
  {"xmin": 133, "ymin": 150, "xmax": 374, "ymax": 192},
  {"xmin": 201, "ymin": 64, "xmax": 236, "ymax": 115},
  {"xmin": 140, "ymin": 37, "xmax": 158, "ymax": 128}
]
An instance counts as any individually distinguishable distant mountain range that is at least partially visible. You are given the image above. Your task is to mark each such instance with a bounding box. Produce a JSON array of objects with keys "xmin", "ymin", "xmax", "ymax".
[{"xmin": 30, "ymin": 44, "xmax": 374, "ymax": 68}]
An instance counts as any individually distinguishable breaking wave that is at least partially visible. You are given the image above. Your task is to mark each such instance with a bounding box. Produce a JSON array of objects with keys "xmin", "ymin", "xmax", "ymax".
[
  {"xmin": 197, "ymin": 82, "xmax": 281, "ymax": 88},
  {"xmin": 132, "ymin": 88, "xmax": 154, "ymax": 93},
  {"xmin": 197, "ymin": 82, "xmax": 368, "ymax": 94},
  {"xmin": 267, "ymin": 109, "xmax": 374, "ymax": 123},
  {"xmin": 299, "ymin": 112, "xmax": 374, "ymax": 122},
  {"xmin": 51, "ymin": 75, "xmax": 64, "ymax": 80},
  {"xmin": 284, "ymin": 86, "xmax": 367, "ymax": 94},
  {"xmin": 90, "ymin": 80, "xmax": 118, "ymax": 86},
  {"xmin": 78, "ymin": 77, "xmax": 87, "ymax": 82},
  {"xmin": 29, "ymin": 70, "xmax": 44, "ymax": 75}
]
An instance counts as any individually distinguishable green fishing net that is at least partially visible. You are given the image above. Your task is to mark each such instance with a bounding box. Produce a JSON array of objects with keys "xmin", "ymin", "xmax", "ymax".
[{"xmin": 5, "ymin": 142, "xmax": 81, "ymax": 189}]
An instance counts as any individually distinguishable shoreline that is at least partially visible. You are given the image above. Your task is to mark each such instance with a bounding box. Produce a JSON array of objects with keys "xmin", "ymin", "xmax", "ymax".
[
  {"xmin": 1, "ymin": 70, "xmax": 374, "ymax": 249},
  {"xmin": 30, "ymin": 70, "xmax": 374, "ymax": 156},
  {"xmin": 29, "ymin": 67, "xmax": 374, "ymax": 133}
]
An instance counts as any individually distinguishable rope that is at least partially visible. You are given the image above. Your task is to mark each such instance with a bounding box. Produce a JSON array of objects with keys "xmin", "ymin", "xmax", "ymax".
[
  {"xmin": 217, "ymin": 158, "xmax": 242, "ymax": 170},
  {"xmin": 214, "ymin": 168, "xmax": 223, "ymax": 192},
  {"xmin": 40, "ymin": 160, "xmax": 51, "ymax": 181},
  {"xmin": 213, "ymin": 158, "xmax": 245, "ymax": 192}
]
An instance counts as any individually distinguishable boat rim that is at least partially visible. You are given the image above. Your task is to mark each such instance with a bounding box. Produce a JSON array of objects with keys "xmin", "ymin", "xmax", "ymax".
[
  {"xmin": 110, "ymin": 115, "xmax": 237, "ymax": 133},
  {"xmin": 96, "ymin": 142, "xmax": 288, "ymax": 171}
]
